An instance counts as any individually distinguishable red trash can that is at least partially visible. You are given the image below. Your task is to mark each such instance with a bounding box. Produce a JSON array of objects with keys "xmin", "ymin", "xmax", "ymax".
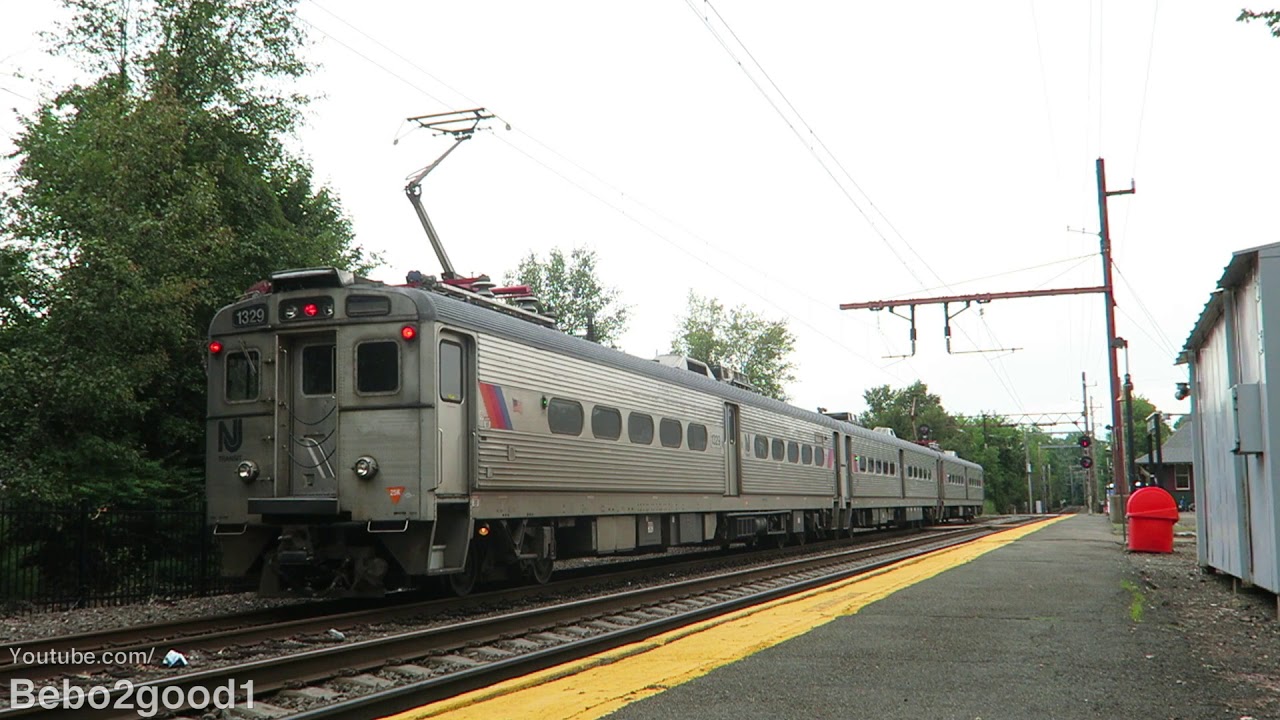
[{"xmin": 1125, "ymin": 487, "xmax": 1179, "ymax": 553}]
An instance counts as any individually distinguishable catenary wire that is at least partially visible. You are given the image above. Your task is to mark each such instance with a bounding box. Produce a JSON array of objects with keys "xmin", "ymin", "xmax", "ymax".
[
  {"xmin": 685, "ymin": 0, "xmax": 1030, "ymax": 412},
  {"xmin": 297, "ymin": 1, "xmax": 925, "ymax": 383}
]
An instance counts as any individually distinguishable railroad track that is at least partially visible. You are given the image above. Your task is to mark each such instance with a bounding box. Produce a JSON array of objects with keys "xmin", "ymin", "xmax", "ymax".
[
  {"xmin": 0, "ymin": 524, "xmax": 939, "ymax": 688},
  {"xmin": 0, "ymin": 521, "xmax": 1021, "ymax": 719}
]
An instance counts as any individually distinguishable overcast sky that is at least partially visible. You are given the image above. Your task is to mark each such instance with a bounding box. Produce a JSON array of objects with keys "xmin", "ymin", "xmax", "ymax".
[{"xmin": 3, "ymin": 1, "xmax": 1275, "ymax": 434}]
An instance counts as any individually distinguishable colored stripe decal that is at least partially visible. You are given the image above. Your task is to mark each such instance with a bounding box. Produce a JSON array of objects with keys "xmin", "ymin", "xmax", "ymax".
[{"xmin": 478, "ymin": 382, "xmax": 513, "ymax": 430}]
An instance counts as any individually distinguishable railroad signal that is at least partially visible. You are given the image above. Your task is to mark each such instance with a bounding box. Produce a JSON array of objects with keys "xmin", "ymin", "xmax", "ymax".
[{"xmin": 1078, "ymin": 434, "xmax": 1094, "ymax": 470}]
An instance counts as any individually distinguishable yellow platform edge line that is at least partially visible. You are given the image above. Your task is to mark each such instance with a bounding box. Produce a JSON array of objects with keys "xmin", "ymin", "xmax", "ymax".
[{"xmin": 383, "ymin": 516, "xmax": 1067, "ymax": 720}]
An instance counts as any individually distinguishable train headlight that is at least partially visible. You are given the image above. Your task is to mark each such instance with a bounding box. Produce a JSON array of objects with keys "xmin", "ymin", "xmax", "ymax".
[
  {"xmin": 236, "ymin": 460, "xmax": 259, "ymax": 483},
  {"xmin": 353, "ymin": 455, "xmax": 379, "ymax": 480}
]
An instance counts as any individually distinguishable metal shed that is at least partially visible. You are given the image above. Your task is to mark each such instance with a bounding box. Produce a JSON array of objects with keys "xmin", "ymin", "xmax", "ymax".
[{"xmin": 1178, "ymin": 241, "xmax": 1280, "ymax": 601}]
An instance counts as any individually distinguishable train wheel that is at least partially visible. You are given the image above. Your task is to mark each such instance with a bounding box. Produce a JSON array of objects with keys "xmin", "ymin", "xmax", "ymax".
[
  {"xmin": 448, "ymin": 548, "xmax": 480, "ymax": 597},
  {"xmin": 529, "ymin": 555, "xmax": 554, "ymax": 585}
]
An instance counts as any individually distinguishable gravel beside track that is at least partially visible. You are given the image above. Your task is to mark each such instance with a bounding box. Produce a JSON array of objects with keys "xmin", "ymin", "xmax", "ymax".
[
  {"xmin": 1125, "ymin": 512, "xmax": 1280, "ymax": 720},
  {"xmin": 0, "ymin": 594, "xmax": 305, "ymax": 644}
]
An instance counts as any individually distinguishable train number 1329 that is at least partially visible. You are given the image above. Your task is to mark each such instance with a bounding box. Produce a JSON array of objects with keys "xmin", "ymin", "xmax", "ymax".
[{"xmin": 232, "ymin": 304, "xmax": 267, "ymax": 328}]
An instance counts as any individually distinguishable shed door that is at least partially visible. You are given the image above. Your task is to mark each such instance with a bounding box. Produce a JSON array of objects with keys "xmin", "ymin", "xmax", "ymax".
[
  {"xmin": 280, "ymin": 332, "xmax": 338, "ymax": 496},
  {"xmin": 724, "ymin": 403, "xmax": 741, "ymax": 496},
  {"xmin": 436, "ymin": 332, "xmax": 471, "ymax": 497}
]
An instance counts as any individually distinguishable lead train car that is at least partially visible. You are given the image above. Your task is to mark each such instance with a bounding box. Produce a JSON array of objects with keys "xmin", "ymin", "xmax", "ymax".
[{"xmin": 207, "ymin": 268, "xmax": 984, "ymax": 596}]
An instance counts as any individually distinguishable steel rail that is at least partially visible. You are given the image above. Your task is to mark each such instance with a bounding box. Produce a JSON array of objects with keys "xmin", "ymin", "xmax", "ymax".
[{"xmin": 0, "ymin": 523, "xmax": 1017, "ymax": 719}]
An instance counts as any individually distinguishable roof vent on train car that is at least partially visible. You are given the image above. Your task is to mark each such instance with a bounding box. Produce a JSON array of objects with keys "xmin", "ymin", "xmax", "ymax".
[
  {"xmin": 654, "ymin": 354, "xmax": 714, "ymax": 379},
  {"xmin": 822, "ymin": 411, "xmax": 854, "ymax": 422},
  {"xmin": 709, "ymin": 363, "xmax": 756, "ymax": 392},
  {"xmin": 872, "ymin": 427, "xmax": 898, "ymax": 437},
  {"xmin": 271, "ymin": 267, "xmax": 354, "ymax": 291}
]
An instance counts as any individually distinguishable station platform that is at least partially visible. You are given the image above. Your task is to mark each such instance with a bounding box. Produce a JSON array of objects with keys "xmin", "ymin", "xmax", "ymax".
[{"xmin": 388, "ymin": 515, "xmax": 1218, "ymax": 720}]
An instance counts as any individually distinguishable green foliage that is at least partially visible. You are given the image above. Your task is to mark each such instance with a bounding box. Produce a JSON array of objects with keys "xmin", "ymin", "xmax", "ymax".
[
  {"xmin": 0, "ymin": 0, "xmax": 371, "ymax": 502},
  {"xmin": 1239, "ymin": 9, "xmax": 1280, "ymax": 36},
  {"xmin": 508, "ymin": 247, "xmax": 628, "ymax": 346},
  {"xmin": 858, "ymin": 381, "xmax": 953, "ymax": 442},
  {"xmin": 672, "ymin": 292, "xmax": 796, "ymax": 401},
  {"xmin": 855, "ymin": 381, "xmax": 1093, "ymax": 513},
  {"xmin": 1127, "ymin": 393, "xmax": 1172, "ymax": 460}
]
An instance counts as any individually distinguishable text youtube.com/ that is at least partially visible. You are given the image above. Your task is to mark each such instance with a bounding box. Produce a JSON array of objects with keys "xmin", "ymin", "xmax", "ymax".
[{"xmin": 8, "ymin": 648, "xmax": 255, "ymax": 717}]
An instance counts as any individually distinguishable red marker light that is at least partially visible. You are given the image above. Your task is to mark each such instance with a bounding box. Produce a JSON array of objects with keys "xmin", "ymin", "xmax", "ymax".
[
  {"xmin": 208, "ymin": 340, "xmax": 224, "ymax": 354},
  {"xmin": 303, "ymin": 303, "xmax": 319, "ymax": 317},
  {"xmin": 400, "ymin": 325, "xmax": 417, "ymax": 341}
]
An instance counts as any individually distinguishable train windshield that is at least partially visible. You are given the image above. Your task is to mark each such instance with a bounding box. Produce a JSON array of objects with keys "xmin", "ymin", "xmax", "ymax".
[{"xmin": 225, "ymin": 350, "xmax": 260, "ymax": 402}]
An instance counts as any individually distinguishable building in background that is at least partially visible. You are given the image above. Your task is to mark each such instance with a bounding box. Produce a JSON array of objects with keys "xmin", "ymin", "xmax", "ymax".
[{"xmin": 1135, "ymin": 418, "xmax": 1195, "ymax": 511}]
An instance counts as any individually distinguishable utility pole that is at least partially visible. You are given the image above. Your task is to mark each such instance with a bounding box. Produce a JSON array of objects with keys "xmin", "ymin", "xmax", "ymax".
[
  {"xmin": 1097, "ymin": 158, "xmax": 1135, "ymax": 521},
  {"xmin": 1082, "ymin": 372, "xmax": 1096, "ymax": 514},
  {"xmin": 1024, "ymin": 428, "xmax": 1034, "ymax": 514},
  {"xmin": 1124, "ymin": 373, "xmax": 1138, "ymax": 491}
]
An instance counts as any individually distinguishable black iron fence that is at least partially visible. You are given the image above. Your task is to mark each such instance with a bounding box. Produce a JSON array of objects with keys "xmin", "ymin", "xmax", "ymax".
[{"xmin": 0, "ymin": 500, "xmax": 249, "ymax": 614}]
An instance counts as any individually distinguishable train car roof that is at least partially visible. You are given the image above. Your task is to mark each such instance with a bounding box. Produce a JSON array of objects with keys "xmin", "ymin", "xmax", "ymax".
[{"xmin": 386, "ymin": 281, "xmax": 975, "ymax": 466}]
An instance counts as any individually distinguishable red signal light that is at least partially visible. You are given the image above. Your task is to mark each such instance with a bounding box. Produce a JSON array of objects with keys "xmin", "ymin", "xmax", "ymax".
[
  {"xmin": 400, "ymin": 325, "xmax": 417, "ymax": 341},
  {"xmin": 208, "ymin": 340, "xmax": 224, "ymax": 354},
  {"xmin": 1080, "ymin": 456, "xmax": 1094, "ymax": 469},
  {"xmin": 303, "ymin": 303, "xmax": 319, "ymax": 317},
  {"xmin": 1078, "ymin": 435, "xmax": 1092, "ymax": 449}
]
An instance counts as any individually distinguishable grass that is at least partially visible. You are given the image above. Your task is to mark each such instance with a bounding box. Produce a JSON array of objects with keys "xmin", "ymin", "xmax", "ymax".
[{"xmin": 1121, "ymin": 579, "xmax": 1145, "ymax": 622}]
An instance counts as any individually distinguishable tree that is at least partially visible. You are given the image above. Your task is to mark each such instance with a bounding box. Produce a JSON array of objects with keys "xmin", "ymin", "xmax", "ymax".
[
  {"xmin": 1127, "ymin": 393, "xmax": 1173, "ymax": 462},
  {"xmin": 858, "ymin": 381, "xmax": 954, "ymax": 442},
  {"xmin": 507, "ymin": 247, "xmax": 628, "ymax": 346},
  {"xmin": 1239, "ymin": 9, "xmax": 1280, "ymax": 36},
  {"xmin": 672, "ymin": 292, "xmax": 796, "ymax": 401},
  {"xmin": 0, "ymin": 0, "xmax": 371, "ymax": 502}
]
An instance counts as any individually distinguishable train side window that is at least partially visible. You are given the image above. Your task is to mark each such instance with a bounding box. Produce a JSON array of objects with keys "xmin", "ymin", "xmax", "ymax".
[
  {"xmin": 628, "ymin": 412, "xmax": 654, "ymax": 444},
  {"xmin": 754, "ymin": 435, "xmax": 769, "ymax": 458},
  {"xmin": 801, "ymin": 445, "xmax": 813, "ymax": 465},
  {"xmin": 302, "ymin": 344, "xmax": 336, "ymax": 395},
  {"xmin": 815, "ymin": 447, "xmax": 825, "ymax": 467},
  {"xmin": 659, "ymin": 418, "xmax": 683, "ymax": 448},
  {"xmin": 787, "ymin": 441, "xmax": 799, "ymax": 463},
  {"xmin": 357, "ymin": 341, "xmax": 399, "ymax": 394},
  {"xmin": 438, "ymin": 340, "xmax": 463, "ymax": 402},
  {"xmin": 591, "ymin": 406, "xmax": 622, "ymax": 440},
  {"xmin": 549, "ymin": 398, "xmax": 584, "ymax": 435},
  {"xmin": 889, "ymin": 462, "xmax": 896, "ymax": 475},
  {"xmin": 874, "ymin": 459, "xmax": 883, "ymax": 474},
  {"xmin": 772, "ymin": 438, "xmax": 785, "ymax": 461},
  {"xmin": 225, "ymin": 350, "xmax": 260, "ymax": 402},
  {"xmin": 689, "ymin": 423, "xmax": 708, "ymax": 451},
  {"xmin": 857, "ymin": 456, "xmax": 867, "ymax": 472}
]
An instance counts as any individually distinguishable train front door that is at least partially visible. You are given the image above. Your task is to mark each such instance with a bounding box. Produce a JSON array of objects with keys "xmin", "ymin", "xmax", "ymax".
[
  {"xmin": 278, "ymin": 332, "xmax": 339, "ymax": 497},
  {"xmin": 436, "ymin": 332, "xmax": 471, "ymax": 498},
  {"xmin": 724, "ymin": 403, "xmax": 741, "ymax": 496}
]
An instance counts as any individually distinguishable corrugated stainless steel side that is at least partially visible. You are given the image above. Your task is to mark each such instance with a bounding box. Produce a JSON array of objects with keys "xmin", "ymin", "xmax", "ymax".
[
  {"xmin": 738, "ymin": 410, "xmax": 835, "ymax": 497},
  {"xmin": 475, "ymin": 335, "xmax": 723, "ymax": 495},
  {"xmin": 943, "ymin": 457, "xmax": 968, "ymax": 501}
]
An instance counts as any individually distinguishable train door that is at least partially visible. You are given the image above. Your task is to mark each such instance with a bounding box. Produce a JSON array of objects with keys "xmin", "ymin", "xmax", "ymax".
[
  {"xmin": 843, "ymin": 436, "xmax": 855, "ymax": 501},
  {"xmin": 724, "ymin": 403, "xmax": 741, "ymax": 496},
  {"xmin": 436, "ymin": 331, "xmax": 471, "ymax": 498},
  {"xmin": 834, "ymin": 432, "xmax": 848, "ymax": 501},
  {"xmin": 934, "ymin": 456, "xmax": 946, "ymax": 521},
  {"xmin": 278, "ymin": 331, "xmax": 339, "ymax": 497}
]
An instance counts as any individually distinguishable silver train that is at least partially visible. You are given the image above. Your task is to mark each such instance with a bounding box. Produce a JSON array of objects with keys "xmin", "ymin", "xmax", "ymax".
[{"xmin": 206, "ymin": 267, "xmax": 984, "ymax": 596}]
